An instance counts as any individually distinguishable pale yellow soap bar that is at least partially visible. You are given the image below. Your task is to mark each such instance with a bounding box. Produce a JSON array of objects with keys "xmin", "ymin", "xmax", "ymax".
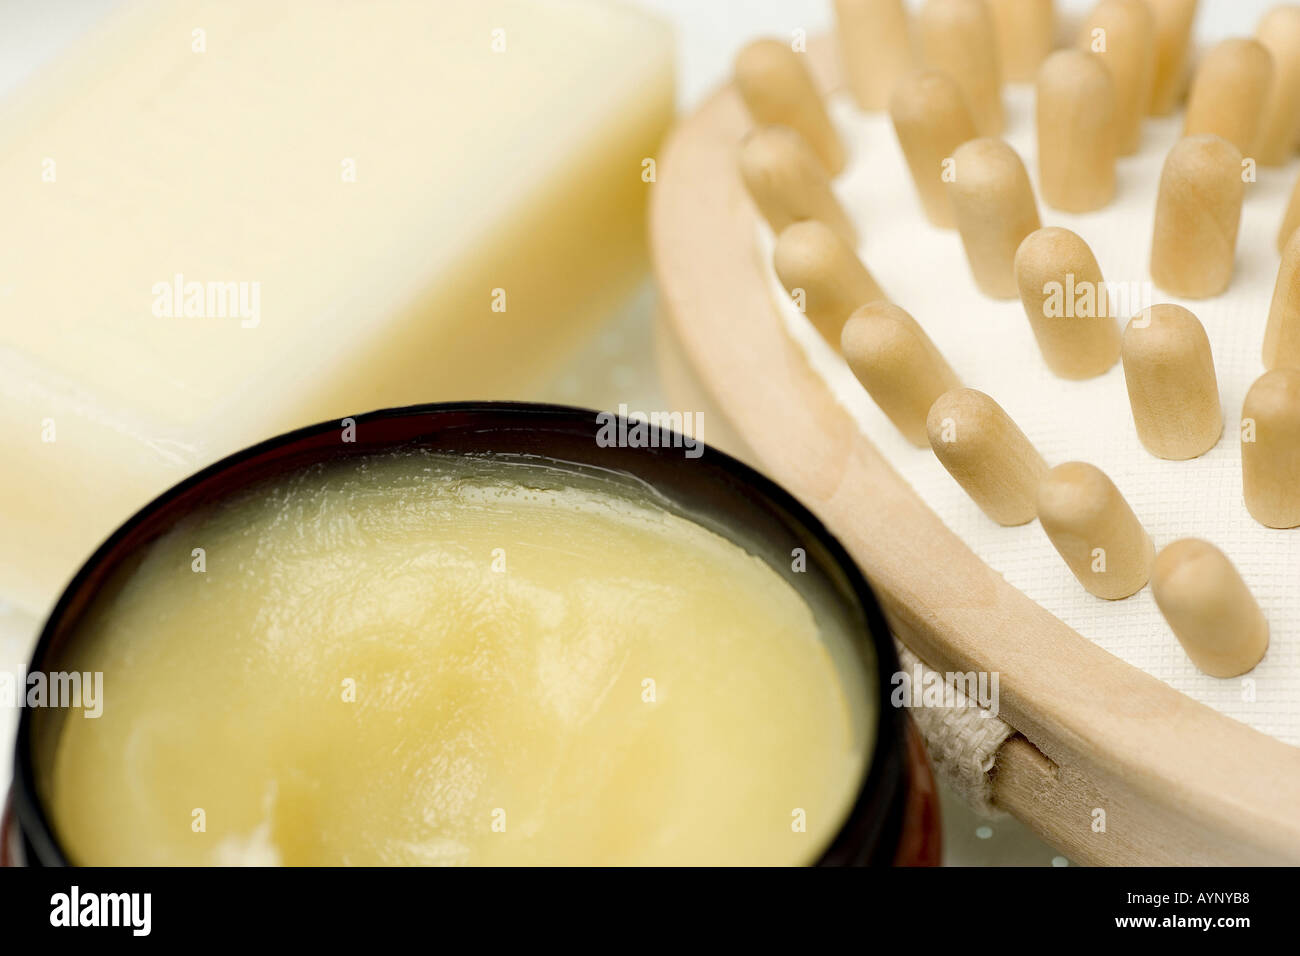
[
  {"xmin": 0, "ymin": 0, "xmax": 673, "ymax": 614},
  {"xmin": 49, "ymin": 454, "xmax": 870, "ymax": 866}
]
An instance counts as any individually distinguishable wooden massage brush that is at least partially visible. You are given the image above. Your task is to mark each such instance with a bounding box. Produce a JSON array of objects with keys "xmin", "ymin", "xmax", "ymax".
[{"xmin": 650, "ymin": 0, "xmax": 1300, "ymax": 864}]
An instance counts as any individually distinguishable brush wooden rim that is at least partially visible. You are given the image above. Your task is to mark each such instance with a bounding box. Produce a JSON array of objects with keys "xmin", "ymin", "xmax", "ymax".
[{"xmin": 649, "ymin": 38, "xmax": 1300, "ymax": 865}]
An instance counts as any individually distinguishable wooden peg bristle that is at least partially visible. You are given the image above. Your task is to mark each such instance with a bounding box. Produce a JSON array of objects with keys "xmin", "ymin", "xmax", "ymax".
[
  {"xmin": 1078, "ymin": 0, "xmax": 1155, "ymax": 156},
  {"xmin": 1152, "ymin": 539, "xmax": 1269, "ymax": 678},
  {"xmin": 1150, "ymin": 135, "xmax": 1245, "ymax": 299},
  {"xmin": 1255, "ymin": 5, "xmax": 1300, "ymax": 166},
  {"xmin": 988, "ymin": 0, "xmax": 1054, "ymax": 83},
  {"xmin": 917, "ymin": 0, "xmax": 1004, "ymax": 137},
  {"xmin": 842, "ymin": 302, "xmax": 962, "ymax": 446},
  {"xmin": 834, "ymin": 0, "xmax": 913, "ymax": 111},
  {"xmin": 1037, "ymin": 461, "xmax": 1154, "ymax": 600},
  {"xmin": 774, "ymin": 221, "xmax": 886, "ymax": 348},
  {"xmin": 1014, "ymin": 227, "xmax": 1122, "ymax": 379},
  {"xmin": 734, "ymin": 39, "xmax": 846, "ymax": 175},
  {"xmin": 1278, "ymin": 169, "xmax": 1300, "ymax": 252},
  {"xmin": 1122, "ymin": 304, "xmax": 1222, "ymax": 460},
  {"xmin": 1183, "ymin": 37, "xmax": 1273, "ymax": 156},
  {"xmin": 738, "ymin": 126, "xmax": 856, "ymax": 243},
  {"xmin": 1147, "ymin": 0, "xmax": 1199, "ymax": 116},
  {"xmin": 927, "ymin": 387, "xmax": 1048, "ymax": 525},
  {"xmin": 1264, "ymin": 228, "xmax": 1300, "ymax": 370},
  {"xmin": 889, "ymin": 69, "xmax": 979, "ymax": 228},
  {"xmin": 948, "ymin": 138, "xmax": 1041, "ymax": 298},
  {"xmin": 1242, "ymin": 367, "xmax": 1300, "ymax": 529},
  {"xmin": 1036, "ymin": 50, "xmax": 1118, "ymax": 213}
]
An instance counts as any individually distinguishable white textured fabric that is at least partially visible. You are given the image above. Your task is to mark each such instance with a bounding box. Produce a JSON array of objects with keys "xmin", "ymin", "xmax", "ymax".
[
  {"xmin": 894, "ymin": 642, "xmax": 1013, "ymax": 816},
  {"xmin": 762, "ymin": 85, "xmax": 1300, "ymax": 748}
]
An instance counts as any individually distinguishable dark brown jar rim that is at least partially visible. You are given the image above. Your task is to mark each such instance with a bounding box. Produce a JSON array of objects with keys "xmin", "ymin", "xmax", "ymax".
[{"xmin": 7, "ymin": 401, "xmax": 925, "ymax": 866}]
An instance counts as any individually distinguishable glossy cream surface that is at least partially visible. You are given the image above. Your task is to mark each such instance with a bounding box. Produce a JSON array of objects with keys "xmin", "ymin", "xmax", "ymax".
[{"xmin": 50, "ymin": 454, "xmax": 870, "ymax": 865}]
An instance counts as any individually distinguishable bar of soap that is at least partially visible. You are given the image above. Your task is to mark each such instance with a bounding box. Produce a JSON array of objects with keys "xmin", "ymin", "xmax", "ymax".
[
  {"xmin": 0, "ymin": 0, "xmax": 673, "ymax": 614},
  {"xmin": 49, "ymin": 453, "xmax": 869, "ymax": 866}
]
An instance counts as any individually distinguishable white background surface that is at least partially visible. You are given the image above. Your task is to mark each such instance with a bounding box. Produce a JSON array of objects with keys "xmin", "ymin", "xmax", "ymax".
[{"xmin": 0, "ymin": 0, "xmax": 1286, "ymax": 867}]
